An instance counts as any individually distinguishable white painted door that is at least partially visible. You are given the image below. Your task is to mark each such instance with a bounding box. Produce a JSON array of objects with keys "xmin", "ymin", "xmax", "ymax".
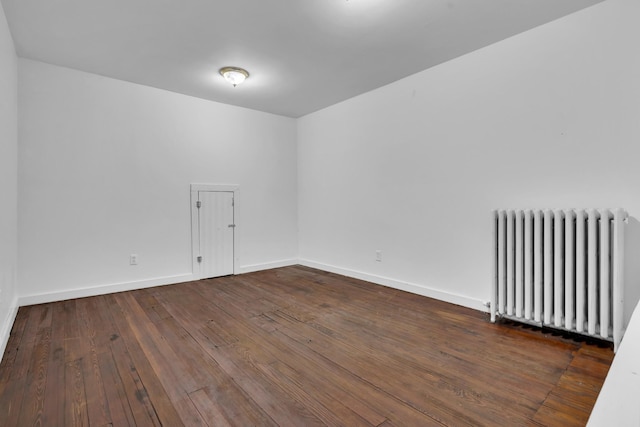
[{"xmin": 197, "ymin": 191, "xmax": 235, "ymax": 278}]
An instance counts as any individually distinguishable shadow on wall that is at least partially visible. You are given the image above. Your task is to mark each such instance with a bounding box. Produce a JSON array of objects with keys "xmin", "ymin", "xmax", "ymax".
[{"xmin": 624, "ymin": 217, "xmax": 640, "ymax": 326}]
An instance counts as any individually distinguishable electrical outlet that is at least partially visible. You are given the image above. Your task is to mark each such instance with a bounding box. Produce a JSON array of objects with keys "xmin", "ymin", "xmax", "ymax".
[
  {"xmin": 375, "ymin": 250, "xmax": 382, "ymax": 262},
  {"xmin": 130, "ymin": 254, "xmax": 138, "ymax": 265}
]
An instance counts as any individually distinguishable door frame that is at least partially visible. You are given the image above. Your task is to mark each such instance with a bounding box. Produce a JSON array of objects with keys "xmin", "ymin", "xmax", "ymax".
[{"xmin": 190, "ymin": 183, "xmax": 240, "ymax": 279}]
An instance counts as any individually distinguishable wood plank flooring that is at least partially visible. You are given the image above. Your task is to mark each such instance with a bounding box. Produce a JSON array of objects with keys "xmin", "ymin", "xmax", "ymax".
[{"xmin": 0, "ymin": 265, "xmax": 613, "ymax": 426}]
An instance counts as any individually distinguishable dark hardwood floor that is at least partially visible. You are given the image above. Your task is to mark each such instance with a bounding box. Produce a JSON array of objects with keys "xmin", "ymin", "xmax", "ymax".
[{"xmin": 0, "ymin": 265, "xmax": 613, "ymax": 426}]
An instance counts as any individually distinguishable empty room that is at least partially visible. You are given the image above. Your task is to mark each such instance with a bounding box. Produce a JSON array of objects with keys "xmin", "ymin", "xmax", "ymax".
[{"xmin": 1, "ymin": 0, "xmax": 639, "ymax": 426}]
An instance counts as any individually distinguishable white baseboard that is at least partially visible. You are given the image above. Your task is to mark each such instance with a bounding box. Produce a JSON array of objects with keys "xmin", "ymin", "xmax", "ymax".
[
  {"xmin": 17, "ymin": 273, "xmax": 195, "ymax": 307},
  {"xmin": 298, "ymin": 259, "xmax": 487, "ymax": 312},
  {"xmin": 0, "ymin": 297, "xmax": 19, "ymax": 363},
  {"xmin": 16, "ymin": 260, "xmax": 297, "ymax": 307},
  {"xmin": 237, "ymin": 258, "xmax": 298, "ymax": 274}
]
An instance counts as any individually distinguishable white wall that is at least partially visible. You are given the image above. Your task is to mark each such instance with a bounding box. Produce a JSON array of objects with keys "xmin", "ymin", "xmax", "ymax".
[
  {"xmin": 298, "ymin": 0, "xmax": 640, "ymax": 313},
  {"xmin": 0, "ymin": 2, "xmax": 18, "ymax": 357},
  {"xmin": 588, "ymin": 299, "xmax": 640, "ymax": 425},
  {"xmin": 18, "ymin": 59, "xmax": 298, "ymax": 303}
]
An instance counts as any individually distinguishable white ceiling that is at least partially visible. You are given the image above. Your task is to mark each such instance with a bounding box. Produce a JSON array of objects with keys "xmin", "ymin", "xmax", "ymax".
[{"xmin": 2, "ymin": 0, "xmax": 601, "ymax": 118}]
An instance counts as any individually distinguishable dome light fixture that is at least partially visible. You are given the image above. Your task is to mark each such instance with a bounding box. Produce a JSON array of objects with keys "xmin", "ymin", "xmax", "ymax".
[{"xmin": 219, "ymin": 66, "xmax": 249, "ymax": 87}]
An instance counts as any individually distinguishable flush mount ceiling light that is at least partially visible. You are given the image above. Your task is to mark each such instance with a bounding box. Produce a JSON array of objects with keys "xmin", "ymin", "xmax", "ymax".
[{"xmin": 219, "ymin": 66, "xmax": 249, "ymax": 87}]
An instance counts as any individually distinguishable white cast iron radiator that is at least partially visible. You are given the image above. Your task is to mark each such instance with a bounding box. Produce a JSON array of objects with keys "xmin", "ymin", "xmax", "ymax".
[{"xmin": 491, "ymin": 208, "xmax": 627, "ymax": 351}]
